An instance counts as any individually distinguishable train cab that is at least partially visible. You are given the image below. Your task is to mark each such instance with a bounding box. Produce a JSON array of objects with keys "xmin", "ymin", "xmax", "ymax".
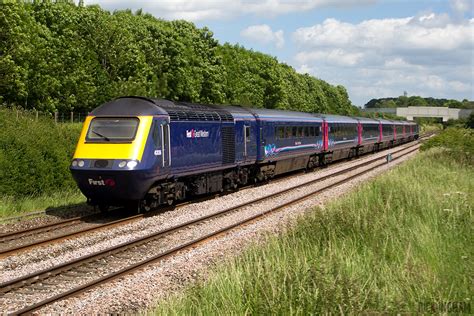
[{"xmin": 70, "ymin": 97, "xmax": 171, "ymax": 209}]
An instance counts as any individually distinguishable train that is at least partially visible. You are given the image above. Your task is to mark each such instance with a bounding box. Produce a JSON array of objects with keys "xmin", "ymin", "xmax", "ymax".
[{"xmin": 70, "ymin": 96, "xmax": 419, "ymax": 211}]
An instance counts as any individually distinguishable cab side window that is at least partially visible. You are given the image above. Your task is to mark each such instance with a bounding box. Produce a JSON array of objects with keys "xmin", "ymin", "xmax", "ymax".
[{"xmin": 152, "ymin": 123, "xmax": 161, "ymax": 147}]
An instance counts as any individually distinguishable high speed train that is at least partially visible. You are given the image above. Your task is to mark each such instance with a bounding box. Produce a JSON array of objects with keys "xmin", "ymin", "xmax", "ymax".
[{"xmin": 70, "ymin": 96, "xmax": 418, "ymax": 211}]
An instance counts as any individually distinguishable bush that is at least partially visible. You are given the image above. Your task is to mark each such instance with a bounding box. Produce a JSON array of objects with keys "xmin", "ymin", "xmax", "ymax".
[
  {"xmin": 466, "ymin": 112, "xmax": 474, "ymax": 129},
  {"xmin": 420, "ymin": 128, "xmax": 473, "ymax": 164},
  {"xmin": 0, "ymin": 108, "xmax": 81, "ymax": 197}
]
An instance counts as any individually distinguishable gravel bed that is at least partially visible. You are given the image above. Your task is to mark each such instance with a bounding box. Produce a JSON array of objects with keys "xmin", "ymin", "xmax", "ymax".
[{"xmin": 2, "ymin": 145, "xmax": 418, "ymax": 314}]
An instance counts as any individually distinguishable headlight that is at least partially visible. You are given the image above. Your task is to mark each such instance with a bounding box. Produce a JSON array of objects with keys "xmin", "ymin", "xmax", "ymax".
[
  {"xmin": 78, "ymin": 160, "xmax": 85, "ymax": 167},
  {"xmin": 118, "ymin": 161, "xmax": 127, "ymax": 168},
  {"xmin": 71, "ymin": 160, "xmax": 78, "ymax": 167},
  {"xmin": 127, "ymin": 160, "xmax": 138, "ymax": 169}
]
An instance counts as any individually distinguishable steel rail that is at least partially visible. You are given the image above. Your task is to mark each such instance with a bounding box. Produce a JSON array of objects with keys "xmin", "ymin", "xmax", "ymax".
[{"xmin": 0, "ymin": 215, "xmax": 88, "ymax": 240}]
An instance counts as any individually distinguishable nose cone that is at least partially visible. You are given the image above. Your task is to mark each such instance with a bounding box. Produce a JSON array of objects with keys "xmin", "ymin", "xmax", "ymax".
[{"xmin": 70, "ymin": 169, "xmax": 153, "ymax": 204}]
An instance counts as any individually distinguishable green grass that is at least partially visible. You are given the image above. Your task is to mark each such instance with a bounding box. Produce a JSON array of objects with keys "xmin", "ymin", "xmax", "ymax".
[
  {"xmin": 420, "ymin": 123, "xmax": 442, "ymax": 134},
  {"xmin": 0, "ymin": 189, "xmax": 86, "ymax": 218},
  {"xmin": 153, "ymin": 147, "xmax": 473, "ymax": 314}
]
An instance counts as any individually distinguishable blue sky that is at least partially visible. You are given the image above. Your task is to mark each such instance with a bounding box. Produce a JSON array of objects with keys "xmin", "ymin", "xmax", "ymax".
[{"xmin": 84, "ymin": 0, "xmax": 473, "ymax": 106}]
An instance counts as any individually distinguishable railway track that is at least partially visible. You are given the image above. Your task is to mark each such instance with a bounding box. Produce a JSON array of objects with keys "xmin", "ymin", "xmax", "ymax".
[
  {"xmin": 0, "ymin": 212, "xmax": 146, "ymax": 258},
  {"xmin": 1, "ymin": 140, "xmax": 421, "ymax": 315}
]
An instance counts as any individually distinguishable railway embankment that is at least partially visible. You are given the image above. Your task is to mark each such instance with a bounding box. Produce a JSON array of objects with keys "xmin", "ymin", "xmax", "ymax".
[{"xmin": 151, "ymin": 128, "xmax": 472, "ymax": 315}]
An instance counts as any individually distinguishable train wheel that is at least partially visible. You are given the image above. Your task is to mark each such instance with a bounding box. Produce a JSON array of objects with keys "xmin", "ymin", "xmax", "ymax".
[{"xmin": 139, "ymin": 199, "xmax": 152, "ymax": 212}]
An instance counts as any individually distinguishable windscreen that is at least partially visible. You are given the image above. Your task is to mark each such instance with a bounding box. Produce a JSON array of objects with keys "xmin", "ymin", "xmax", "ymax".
[{"xmin": 86, "ymin": 117, "xmax": 139, "ymax": 142}]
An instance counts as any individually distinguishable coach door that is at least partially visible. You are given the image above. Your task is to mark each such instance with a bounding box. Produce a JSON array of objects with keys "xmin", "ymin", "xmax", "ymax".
[{"xmin": 160, "ymin": 121, "xmax": 171, "ymax": 168}]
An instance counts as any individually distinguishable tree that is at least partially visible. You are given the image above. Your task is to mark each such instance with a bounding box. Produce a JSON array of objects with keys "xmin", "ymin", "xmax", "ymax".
[{"xmin": 1, "ymin": 1, "xmax": 354, "ymax": 115}]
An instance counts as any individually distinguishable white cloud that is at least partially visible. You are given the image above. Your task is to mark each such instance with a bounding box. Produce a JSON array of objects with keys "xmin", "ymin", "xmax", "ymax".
[
  {"xmin": 296, "ymin": 49, "xmax": 363, "ymax": 66},
  {"xmin": 293, "ymin": 14, "xmax": 474, "ymax": 105},
  {"xmin": 241, "ymin": 24, "xmax": 285, "ymax": 48},
  {"xmin": 294, "ymin": 15, "xmax": 473, "ymax": 52},
  {"xmin": 450, "ymin": 0, "xmax": 473, "ymax": 16},
  {"xmin": 83, "ymin": 0, "xmax": 375, "ymax": 21}
]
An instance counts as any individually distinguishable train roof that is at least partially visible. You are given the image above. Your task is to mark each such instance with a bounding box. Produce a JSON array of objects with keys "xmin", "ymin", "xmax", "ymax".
[
  {"xmin": 90, "ymin": 97, "xmax": 169, "ymax": 116},
  {"xmin": 91, "ymin": 97, "xmax": 235, "ymax": 122},
  {"xmin": 317, "ymin": 114, "xmax": 358, "ymax": 123},
  {"xmin": 248, "ymin": 108, "xmax": 322, "ymax": 122},
  {"xmin": 378, "ymin": 118, "xmax": 395, "ymax": 124},
  {"xmin": 153, "ymin": 100, "xmax": 234, "ymax": 121},
  {"xmin": 354, "ymin": 117, "xmax": 380, "ymax": 124}
]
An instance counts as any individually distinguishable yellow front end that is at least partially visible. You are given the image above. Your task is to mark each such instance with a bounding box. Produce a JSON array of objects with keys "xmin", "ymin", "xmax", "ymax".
[{"xmin": 73, "ymin": 116, "xmax": 153, "ymax": 161}]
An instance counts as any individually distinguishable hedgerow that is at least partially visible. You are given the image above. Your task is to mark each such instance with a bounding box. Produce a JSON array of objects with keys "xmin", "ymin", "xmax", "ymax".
[
  {"xmin": 421, "ymin": 128, "xmax": 474, "ymax": 165},
  {"xmin": 0, "ymin": 109, "xmax": 81, "ymax": 197}
]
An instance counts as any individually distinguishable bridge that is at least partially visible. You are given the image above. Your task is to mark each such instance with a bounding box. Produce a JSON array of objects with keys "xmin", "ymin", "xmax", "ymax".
[{"xmin": 363, "ymin": 106, "xmax": 473, "ymax": 122}]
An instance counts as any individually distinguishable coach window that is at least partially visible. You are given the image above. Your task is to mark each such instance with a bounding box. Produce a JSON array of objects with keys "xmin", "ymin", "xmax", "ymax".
[
  {"xmin": 291, "ymin": 126, "xmax": 297, "ymax": 138},
  {"xmin": 314, "ymin": 126, "xmax": 320, "ymax": 137},
  {"xmin": 296, "ymin": 126, "xmax": 302, "ymax": 138},
  {"xmin": 284, "ymin": 126, "xmax": 291, "ymax": 138},
  {"xmin": 332, "ymin": 124, "xmax": 339, "ymax": 140},
  {"xmin": 304, "ymin": 126, "xmax": 309, "ymax": 137},
  {"xmin": 277, "ymin": 126, "xmax": 284, "ymax": 139},
  {"xmin": 396, "ymin": 125, "xmax": 403, "ymax": 135}
]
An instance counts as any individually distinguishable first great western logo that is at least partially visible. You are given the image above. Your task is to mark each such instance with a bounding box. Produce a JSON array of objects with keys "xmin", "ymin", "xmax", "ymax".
[{"xmin": 186, "ymin": 129, "xmax": 209, "ymax": 138}]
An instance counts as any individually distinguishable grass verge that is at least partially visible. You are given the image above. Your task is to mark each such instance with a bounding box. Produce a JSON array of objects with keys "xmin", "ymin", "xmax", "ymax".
[
  {"xmin": 0, "ymin": 190, "xmax": 86, "ymax": 219},
  {"xmin": 153, "ymin": 146, "xmax": 473, "ymax": 314}
]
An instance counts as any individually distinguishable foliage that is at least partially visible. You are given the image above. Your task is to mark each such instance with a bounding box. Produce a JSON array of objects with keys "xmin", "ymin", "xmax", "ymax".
[
  {"xmin": 466, "ymin": 112, "xmax": 474, "ymax": 129},
  {"xmin": 358, "ymin": 111, "xmax": 404, "ymax": 120},
  {"xmin": 0, "ymin": 1, "xmax": 354, "ymax": 115},
  {"xmin": 421, "ymin": 128, "xmax": 474, "ymax": 164},
  {"xmin": 0, "ymin": 108, "xmax": 81, "ymax": 197},
  {"xmin": 365, "ymin": 96, "xmax": 473, "ymax": 109},
  {"xmin": 154, "ymin": 150, "xmax": 473, "ymax": 314}
]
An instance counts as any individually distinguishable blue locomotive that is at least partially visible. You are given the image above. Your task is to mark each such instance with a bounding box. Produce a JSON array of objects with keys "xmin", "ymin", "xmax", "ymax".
[{"xmin": 70, "ymin": 97, "xmax": 418, "ymax": 211}]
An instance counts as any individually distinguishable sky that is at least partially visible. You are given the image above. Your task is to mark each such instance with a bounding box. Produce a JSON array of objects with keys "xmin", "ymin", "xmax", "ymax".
[{"xmin": 83, "ymin": 0, "xmax": 474, "ymax": 107}]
